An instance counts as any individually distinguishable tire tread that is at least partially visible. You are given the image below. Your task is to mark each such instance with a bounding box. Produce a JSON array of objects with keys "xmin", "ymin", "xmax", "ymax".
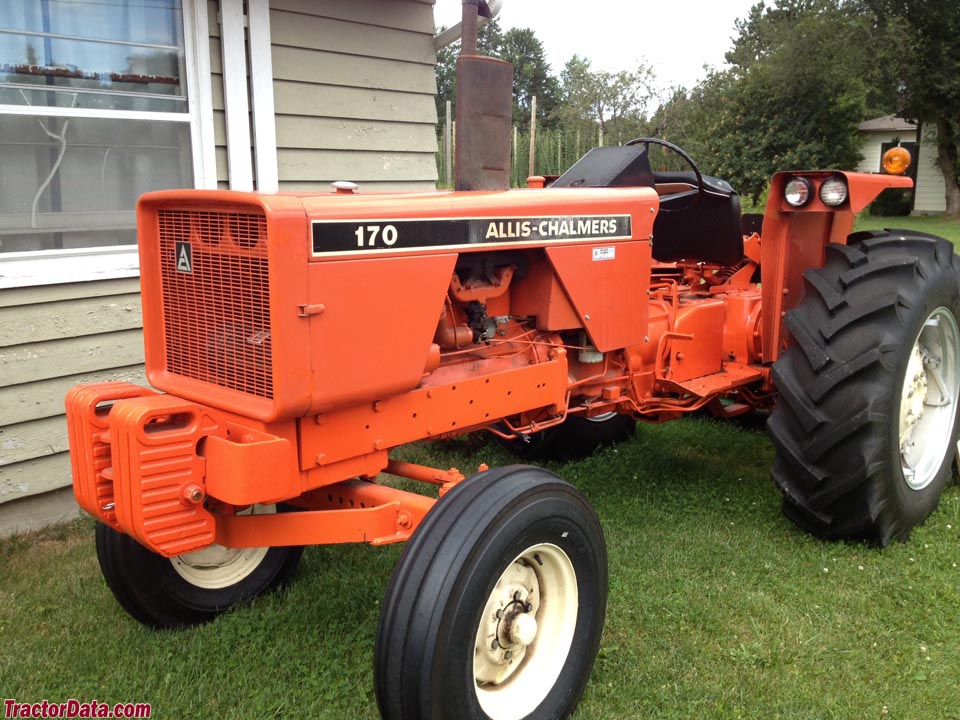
[{"xmin": 768, "ymin": 231, "xmax": 960, "ymax": 545}]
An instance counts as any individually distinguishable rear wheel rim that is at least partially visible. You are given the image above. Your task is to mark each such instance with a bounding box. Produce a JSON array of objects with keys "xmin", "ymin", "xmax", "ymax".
[
  {"xmin": 473, "ymin": 543, "xmax": 578, "ymax": 720},
  {"xmin": 585, "ymin": 411, "xmax": 618, "ymax": 423},
  {"xmin": 898, "ymin": 307, "xmax": 960, "ymax": 491}
]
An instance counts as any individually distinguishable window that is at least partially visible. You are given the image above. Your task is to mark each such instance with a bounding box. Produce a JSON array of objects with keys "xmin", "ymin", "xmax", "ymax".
[{"xmin": 0, "ymin": 0, "xmax": 195, "ymax": 255}]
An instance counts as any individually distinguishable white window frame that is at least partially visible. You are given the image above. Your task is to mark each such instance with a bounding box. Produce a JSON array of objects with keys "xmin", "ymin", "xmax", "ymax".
[
  {"xmin": 219, "ymin": 0, "xmax": 279, "ymax": 194},
  {"xmin": 0, "ymin": 0, "xmax": 215, "ymax": 290}
]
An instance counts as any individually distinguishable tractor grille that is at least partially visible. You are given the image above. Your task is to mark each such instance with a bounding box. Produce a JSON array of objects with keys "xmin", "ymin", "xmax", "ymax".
[{"xmin": 157, "ymin": 209, "xmax": 273, "ymax": 399}]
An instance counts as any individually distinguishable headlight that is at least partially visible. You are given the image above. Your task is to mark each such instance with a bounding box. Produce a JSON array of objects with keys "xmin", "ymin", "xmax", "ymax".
[
  {"xmin": 819, "ymin": 176, "xmax": 848, "ymax": 207},
  {"xmin": 784, "ymin": 177, "xmax": 813, "ymax": 207}
]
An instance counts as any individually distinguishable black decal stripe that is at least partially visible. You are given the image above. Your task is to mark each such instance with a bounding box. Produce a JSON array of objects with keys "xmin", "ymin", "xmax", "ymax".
[{"xmin": 311, "ymin": 215, "xmax": 633, "ymax": 255}]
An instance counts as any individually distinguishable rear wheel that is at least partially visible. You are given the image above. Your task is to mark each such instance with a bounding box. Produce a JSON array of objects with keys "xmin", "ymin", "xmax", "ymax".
[
  {"xmin": 96, "ymin": 504, "xmax": 303, "ymax": 628},
  {"xmin": 495, "ymin": 412, "xmax": 635, "ymax": 461},
  {"xmin": 768, "ymin": 230, "xmax": 960, "ymax": 545},
  {"xmin": 375, "ymin": 465, "xmax": 607, "ymax": 720}
]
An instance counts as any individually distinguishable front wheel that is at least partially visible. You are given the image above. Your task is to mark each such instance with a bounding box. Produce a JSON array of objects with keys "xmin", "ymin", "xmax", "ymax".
[
  {"xmin": 768, "ymin": 230, "xmax": 960, "ymax": 545},
  {"xmin": 96, "ymin": 504, "xmax": 303, "ymax": 628},
  {"xmin": 375, "ymin": 465, "xmax": 607, "ymax": 720}
]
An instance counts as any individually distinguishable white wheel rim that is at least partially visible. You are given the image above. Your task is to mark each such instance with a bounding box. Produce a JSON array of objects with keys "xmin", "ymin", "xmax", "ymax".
[
  {"xmin": 169, "ymin": 505, "xmax": 273, "ymax": 589},
  {"xmin": 473, "ymin": 543, "xmax": 578, "ymax": 720},
  {"xmin": 898, "ymin": 307, "xmax": 960, "ymax": 491}
]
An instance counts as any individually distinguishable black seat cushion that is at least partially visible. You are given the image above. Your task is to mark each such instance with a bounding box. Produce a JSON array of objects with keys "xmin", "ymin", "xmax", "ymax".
[
  {"xmin": 652, "ymin": 173, "xmax": 744, "ymax": 266},
  {"xmin": 551, "ymin": 147, "xmax": 744, "ymax": 266}
]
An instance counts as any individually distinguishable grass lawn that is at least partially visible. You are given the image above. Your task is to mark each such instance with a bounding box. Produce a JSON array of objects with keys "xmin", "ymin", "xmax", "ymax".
[
  {"xmin": 2, "ymin": 215, "xmax": 959, "ymax": 720},
  {"xmin": 2, "ymin": 425, "xmax": 959, "ymax": 720}
]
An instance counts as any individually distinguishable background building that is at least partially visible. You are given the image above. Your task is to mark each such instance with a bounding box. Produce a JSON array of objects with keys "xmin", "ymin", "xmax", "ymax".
[
  {"xmin": 0, "ymin": 0, "xmax": 440, "ymax": 534},
  {"xmin": 857, "ymin": 114, "xmax": 947, "ymax": 214}
]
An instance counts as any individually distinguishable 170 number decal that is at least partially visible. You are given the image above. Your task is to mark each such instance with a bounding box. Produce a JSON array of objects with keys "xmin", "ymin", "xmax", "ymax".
[{"xmin": 354, "ymin": 224, "xmax": 399, "ymax": 247}]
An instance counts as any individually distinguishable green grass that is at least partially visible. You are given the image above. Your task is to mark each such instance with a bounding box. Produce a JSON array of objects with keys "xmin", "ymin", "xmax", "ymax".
[
  {"xmin": 2, "ymin": 213, "xmax": 959, "ymax": 719},
  {"xmin": 2, "ymin": 421, "xmax": 959, "ymax": 720}
]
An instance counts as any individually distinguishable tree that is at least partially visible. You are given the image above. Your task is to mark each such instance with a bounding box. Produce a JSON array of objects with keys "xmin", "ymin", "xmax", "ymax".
[
  {"xmin": 556, "ymin": 55, "xmax": 655, "ymax": 143},
  {"xmin": 497, "ymin": 28, "xmax": 558, "ymax": 129},
  {"xmin": 434, "ymin": 21, "xmax": 558, "ymax": 130},
  {"xmin": 660, "ymin": 0, "xmax": 883, "ymax": 203},
  {"xmin": 865, "ymin": 0, "xmax": 960, "ymax": 214}
]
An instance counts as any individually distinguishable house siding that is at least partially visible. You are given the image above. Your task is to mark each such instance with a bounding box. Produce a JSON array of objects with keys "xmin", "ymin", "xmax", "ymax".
[
  {"xmin": 208, "ymin": 0, "xmax": 438, "ymax": 190},
  {"xmin": 914, "ymin": 125, "xmax": 947, "ymax": 214},
  {"xmin": 268, "ymin": 0, "xmax": 439, "ymax": 191},
  {"xmin": 0, "ymin": 278, "xmax": 145, "ymax": 510},
  {"xmin": 0, "ymin": 0, "xmax": 439, "ymax": 535},
  {"xmin": 856, "ymin": 131, "xmax": 902, "ymax": 175}
]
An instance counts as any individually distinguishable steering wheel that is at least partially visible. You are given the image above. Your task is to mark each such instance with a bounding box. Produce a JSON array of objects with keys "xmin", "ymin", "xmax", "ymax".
[{"xmin": 625, "ymin": 137, "xmax": 705, "ymax": 212}]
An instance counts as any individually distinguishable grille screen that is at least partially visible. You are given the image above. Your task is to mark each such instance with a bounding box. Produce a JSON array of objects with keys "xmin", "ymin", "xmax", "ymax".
[{"xmin": 157, "ymin": 209, "xmax": 273, "ymax": 399}]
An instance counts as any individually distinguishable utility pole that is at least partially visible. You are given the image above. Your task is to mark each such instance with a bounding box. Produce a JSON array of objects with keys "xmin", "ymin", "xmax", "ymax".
[
  {"xmin": 444, "ymin": 100, "xmax": 452, "ymax": 187},
  {"xmin": 528, "ymin": 95, "xmax": 537, "ymax": 177}
]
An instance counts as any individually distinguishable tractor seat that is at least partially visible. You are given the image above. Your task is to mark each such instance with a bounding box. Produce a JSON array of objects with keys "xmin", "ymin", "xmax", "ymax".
[
  {"xmin": 651, "ymin": 171, "xmax": 744, "ymax": 267},
  {"xmin": 551, "ymin": 147, "xmax": 744, "ymax": 267}
]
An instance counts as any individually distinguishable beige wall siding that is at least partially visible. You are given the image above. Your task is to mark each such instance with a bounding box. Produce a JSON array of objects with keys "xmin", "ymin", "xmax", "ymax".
[
  {"xmin": 211, "ymin": 0, "xmax": 439, "ymax": 188},
  {"xmin": 208, "ymin": 0, "xmax": 227, "ymax": 186},
  {"xmin": 856, "ymin": 131, "xmax": 903, "ymax": 174},
  {"xmin": 0, "ymin": 279, "xmax": 144, "ymax": 505},
  {"xmin": 0, "ymin": 486, "xmax": 80, "ymax": 537},
  {"xmin": 914, "ymin": 126, "xmax": 947, "ymax": 214},
  {"xmin": 269, "ymin": 0, "xmax": 439, "ymax": 190}
]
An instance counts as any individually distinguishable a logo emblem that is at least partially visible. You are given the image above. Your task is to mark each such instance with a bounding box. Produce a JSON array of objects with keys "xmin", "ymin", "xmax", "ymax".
[{"xmin": 175, "ymin": 241, "xmax": 193, "ymax": 273}]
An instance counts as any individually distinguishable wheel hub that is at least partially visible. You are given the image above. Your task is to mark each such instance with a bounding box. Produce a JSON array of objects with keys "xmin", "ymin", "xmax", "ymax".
[
  {"xmin": 473, "ymin": 543, "xmax": 579, "ymax": 720},
  {"xmin": 506, "ymin": 609, "xmax": 538, "ymax": 646},
  {"xmin": 899, "ymin": 345, "xmax": 928, "ymax": 453},
  {"xmin": 475, "ymin": 562, "xmax": 541, "ymax": 685},
  {"xmin": 898, "ymin": 308, "xmax": 960, "ymax": 491}
]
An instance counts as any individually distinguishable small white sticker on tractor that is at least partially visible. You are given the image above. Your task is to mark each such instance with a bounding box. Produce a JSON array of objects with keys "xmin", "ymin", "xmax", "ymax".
[{"xmin": 592, "ymin": 246, "xmax": 615, "ymax": 261}]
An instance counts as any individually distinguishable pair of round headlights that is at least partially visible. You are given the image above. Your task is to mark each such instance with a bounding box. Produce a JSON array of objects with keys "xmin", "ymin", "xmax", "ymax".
[{"xmin": 784, "ymin": 175, "xmax": 849, "ymax": 208}]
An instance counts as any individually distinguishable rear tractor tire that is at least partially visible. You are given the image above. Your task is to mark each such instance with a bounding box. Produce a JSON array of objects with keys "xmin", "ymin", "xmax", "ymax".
[
  {"xmin": 375, "ymin": 465, "xmax": 607, "ymax": 720},
  {"xmin": 495, "ymin": 412, "xmax": 635, "ymax": 461},
  {"xmin": 96, "ymin": 504, "xmax": 303, "ymax": 628},
  {"xmin": 768, "ymin": 230, "xmax": 960, "ymax": 545}
]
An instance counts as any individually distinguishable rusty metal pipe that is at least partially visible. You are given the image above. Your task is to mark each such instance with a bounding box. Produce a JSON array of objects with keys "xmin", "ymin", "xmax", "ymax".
[
  {"xmin": 454, "ymin": 0, "xmax": 512, "ymax": 191},
  {"xmin": 461, "ymin": 0, "xmax": 480, "ymax": 56}
]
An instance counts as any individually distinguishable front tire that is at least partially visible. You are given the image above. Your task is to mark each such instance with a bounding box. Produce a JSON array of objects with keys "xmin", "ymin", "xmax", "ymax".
[
  {"xmin": 96, "ymin": 504, "xmax": 303, "ymax": 628},
  {"xmin": 374, "ymin": 465, "xmax": 607, "ymax": 720},
  {"xmin": 768, "ymin": 230, "xmax": 960, "ymax": 545}
]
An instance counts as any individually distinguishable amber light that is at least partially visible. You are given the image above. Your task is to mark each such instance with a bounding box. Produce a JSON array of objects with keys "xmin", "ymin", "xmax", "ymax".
[{"xmin": 883, "ymin": 146, "xmax": 912, "ymax": 175}]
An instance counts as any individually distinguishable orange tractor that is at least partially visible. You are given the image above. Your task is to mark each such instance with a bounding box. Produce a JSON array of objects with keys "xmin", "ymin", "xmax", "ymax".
[{"xmin": 65, "ymin": 11, "xmax": 960, "ymax": 720}]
